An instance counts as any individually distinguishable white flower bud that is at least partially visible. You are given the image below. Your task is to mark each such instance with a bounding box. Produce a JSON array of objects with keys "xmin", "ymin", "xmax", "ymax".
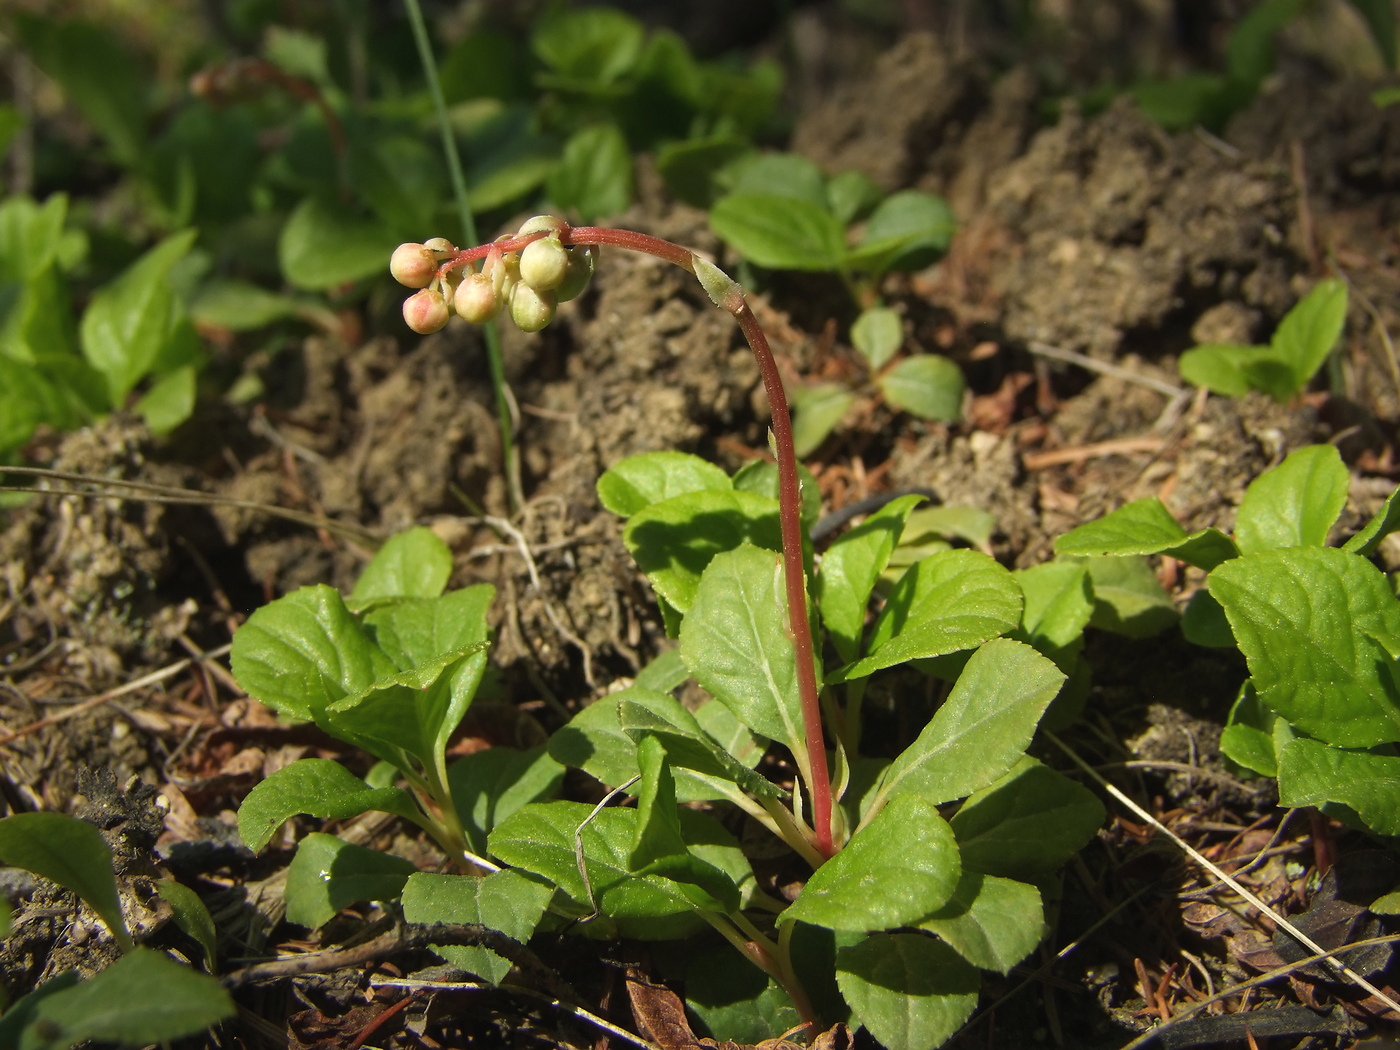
[
  {"xmin": 509, "ymin": 282, "xmax": 557, "ymax": 333},
  {"xmin": 555, "ymin": 245, "xmax": 597, "ymax": 303},
  {"xmin": 517, "ymin": 214, "xmax": 567, "ymax": 238},
  {"xmin": 402, "ymin": 288, "xmax": 449, "ymax": 333},
  {"xmin": 455, "ymin": 272, "xmax": 501, "ymax": 323},
  {"xmin": 423, "ymin": 237, "xmax": 456, "ymax": 257},
  {"xmin": 519, "ymin": 236, "xmax": 569, "ymax": 292},
  {"xmin": 390, "ymin": 243, "xmax": 437, "ymax": 289}
]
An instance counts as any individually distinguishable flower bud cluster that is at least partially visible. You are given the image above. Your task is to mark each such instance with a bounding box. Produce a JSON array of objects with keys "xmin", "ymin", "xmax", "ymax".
[{"xmin": 391, "ymin": 216, "xmax": 597, "ymax": 336}]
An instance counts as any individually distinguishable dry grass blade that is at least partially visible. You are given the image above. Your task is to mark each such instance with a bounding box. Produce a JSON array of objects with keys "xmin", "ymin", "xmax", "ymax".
[
  {"xmin": 1047, "ymin": 731, "xmax": 1400, "ymax": 1017},
  {"xmin": 0, "ymin": 465, "xmax": 380, "ymax": 546}
]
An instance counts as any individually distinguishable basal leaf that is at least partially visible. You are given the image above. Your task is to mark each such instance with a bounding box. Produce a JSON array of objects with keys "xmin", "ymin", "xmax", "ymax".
[
  {"xmin": 596, "ymin": 451, "xmax": 732, "ymax": 517},
  {"xmin": 531, "ymin": 6, "xmax": 643, "ymax": 84},
  {"xmin": 850, "ymin": 306, "xmax": 903, "ymax": 370},
  {"xmin": 917, "ymin": 872, "xmax": 1045, "ymax": 974},
  {"xmin": 1219, "ymin": 686, "xmax": 1284, "ymax": 778},
  {"xmin": 624, "ymin": 489, "xmax": 782, "ymax": 615},
  {"xmin": 1278, "ymin": 738, "xmax": 1400, "ymax": 836},
  {"xmin": 1081, "ymin": 556, "xmax": 1177, "ymax": 638},
  {"xmin": 784, "ymin": 795, "xmax": 961, "ymax": 932},
  {"xmin": 361, "ymin": 585, "xmax": 494, "ymax": 671},
  {"xmin": 1234, "ymin": 444, "xmax": 1348, "ymax": 555},
  {"xmin": 875, "ymin": 639, "xmax": 1064, "ymax": 808},
  {"xmin": 708, "ymin": 194, "xmax": 847, "ymax": 272},
  {"xmin": 629, "ymin": 737, "xmax": 687, "ymax": 870},
  {"xmin": 1054, "ymin": 498, "xmax": 1237, "ymax": 571},
  {"xmin": 134, "ymin": 364, "xmax": 196, "ymax": 435},
  {"xmin": 349, "ymin": 527, "xmax": 454, "ymax": 610},
  {"xmin": 678, "ymin": 544, "xmax": 810, "ymax": 763},
  {"xmin": 816, "ymin": 493, "xmax": 925, "ymax": 664},
  {"xmin": 278, "ymin": 196, "xmax": 398, "ymax": 291},
  {"xmin": 837, "ymin": 933, "xmax": 979, "ymax": 1050},
  {"xmin": 188, "ymin": 279, "xmax": 302, "ymax": 331},
  {"xmin": 899, "ymin": 506, "xmax": 997, "ymax": 552},
  {"xmin": 231, "ymin": 584, "xmax": 396, "ymax": 722},
  {"xmin": 825, "ymin": 169, "xmax": 884, "ymax": 226},
  {"xmin": 401, "ymin": 869, "xmax": 554, "ymax": 984},
  {"xmin": 716, "ymin": 152, "xmax": 827, "ymax": 207},
  {"xmin": 0, "ymin": 194, "xmax": 68, "ymax": 283},
  {"xmin": 950, "ymin": 758, "xmax": 1105, "ymax": 880},
  {"xmin": 1181, "ymin": 589, "xmax": 1236, "ymax": 648},
  {"xmin": 1209, "ymin": 547, "xmax": 1400, "ymax": 747},
  {"xmin": 791, "ymin": 383, "xmax": 855, "ymax": 457},
  {"xmin": 685, "ymin": 945, "xmax": 801, "ymax": 1044},
  {"xmin": 832, "ymin": 549, "xmax": 1022, "ymax": 683},
  {"xmin": 731, "ymin": 459, "xmax": 821, "ymax": 532},
  {"xmin": 156, "ymin": 881, "xmax": 218, "ymax": 971},
  {"xmin": 1014, "ymin": 562, "xmax": 1094, "ymax": 651},
  {"xmin": 617, "ymin": 696, "xmax": 782, "ymax": 800},
  {"xmin": 877, "ymin": 354, "xmax": 963, "ymax": 421},
  {"xmin": 633, "ymin": 647, "xmax": 689, "ymax": 692},
  {"xmin": 1178, "ymin": 343, "xmax": 1265, "ymax": 397},
  {"xmin": 79, "ymin": 230, "xmax": 197, "ymax": 404},
  {"xmin": 284, "ymin": 833, "xmax": 416, "ymax": 929},
  {"xmin": 448, "ymin": 746, "xmax": 564, "ymax": 854},
  {"xmin": 692, "ymin": 698, "xmax": 767, "ymax": 769},
  {"xmin": 845, "ymin": 190, "xmax": 956, "ymax": 275},
  {"xmin": 0, "ymin": 813, "xmax": 127, "ymax": 950},
  {"xmin": 655, "ymin": 136, "xmax": 752, "ymax": 209},
  {"xmin": 1344, "ymin": 482, "xmax": 1400, "ymax": 557},
  {"xmin": 547, "ymin": 123, "xmax": 633, "ymax": 223},
  {"xmin": 237, "ymin": 759, "xmax": 421, "ymax": 852},
  {"xmin": 25, "ymin": 949, "xmax": 233, "ymax": 1050},
  {"xmin": 1271, "ymin": 279, "xmax": 1347, "ymax": 394}
]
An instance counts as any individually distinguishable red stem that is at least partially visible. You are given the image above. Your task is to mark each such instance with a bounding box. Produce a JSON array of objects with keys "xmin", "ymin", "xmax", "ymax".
[{"xmin": 441, "ymin": 221, "xmax": 835, "ymax": 857}]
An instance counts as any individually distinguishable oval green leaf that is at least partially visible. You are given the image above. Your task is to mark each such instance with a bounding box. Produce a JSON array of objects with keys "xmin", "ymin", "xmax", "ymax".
[
  {"xmin": 1234, "ymin": 444, "xmax": 1348, "ymax": 555},
  {"xmin": 708, "ymin": 194, "xmax": 847, "ymax": 272},
  {"xmin": 837, "ymin": 933, "xmax": 979, "ymax": 1050},
  {"xmin": 237, "ymin": 758, "xmax": 422, "ymax": 852},
  {"xmin": 596, "ymin": 451, "xmax": 732, "ymax": 518},
  {"xmin": 0, "ymin": 813, "xmax": 128, "ymax": 950},
  {"xmin": 877, "ymin": 354, "xmax": 963, "ymax": 421}
]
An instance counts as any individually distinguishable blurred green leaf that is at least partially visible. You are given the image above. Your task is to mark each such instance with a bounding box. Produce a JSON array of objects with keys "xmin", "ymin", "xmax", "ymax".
[
  {"xmin": 1348, "ymin": 0, "xmax": 1397, "ymax": 68},
  {"xmin": 851, "ymin": 307, "xmax": 903, "ymax": 371},
  {"xmin": 791, "ymin": 384, "xmax": 855, "ymax": 457},
  {"xmin": 846, "ymin": 190, "xmax": 955, "ymax": 274},
  {"xmin": 717, "ymin": 152, "xmax": 827, "ymax": 207},
  {"xmin": 656, "ymin": 137, "xmax": 752, "ymax": 209},
  {"xmin": 547, "ymin": 123, "xmax": 632, "ymax": 223},
  {"xmin": 279, "ymin": 197, "xmax": 398, "ymax": 291},
  {"xmin": 0, "ymin": 813, "xmax": 129, "ymax": 951},
  {"xmin": 532, "ymin": 7, "xmax": 644, "ymax": 88},
  {"xmin": 1228, "ymin": 0, "xmax": 1306, "ymax": 84},
  {"xmin": 878, "ymin": 355, "xmax": 964, "ymax": 421},
  {"xmin": 134, "ymin": 364, "xmax": 196, "ymax": 435},
  {"xmin": 827, "ymin": 170, "xmax": 884, "ymax": 226},
  {"xmin": 189, "ymin": 279, "xmax": 302, "ymax": 331},
  {"xmin": 709, "ymin": 195, "xmax": 847, "ymax": 272},
  {"xmin": 156, "ymin": 881, "xmax": 218, "ymax": 971},
  {"xmin": 440, "ymin": 28, "xmax": 530, "ymax": 102}
]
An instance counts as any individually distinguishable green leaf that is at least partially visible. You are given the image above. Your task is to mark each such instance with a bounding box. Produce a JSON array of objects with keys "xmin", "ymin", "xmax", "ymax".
[
  {"xmin": 0, "ymin": 813, "xmax": 127, "ymax": 951},
  {"xmin": 629, "ymin": 737, "xmax": 687, "ymax": 870},
  {"xmin": 875, "ymin": 639, "xmax": 1064, "ymax": 808},
  {"xmin": 156, "ymin": 881, "xmax": 218, "ymax": 971},
  {"xmin": 547, "ymin": 123, "xmax": 632, "ymax": 224},
  {"xmin": 951, "ymin": 758, "xmax": 1106, "ymax": 880},
  {"xmin": 0, "ymin": 973, "xmax": 81, "ymax": 1050},
  {"xmin": 448, "ymin": 746, "xmax": 564, "ymax": 854},
  {"xmin": 730, "ymin": 459, "xmax": 821, "ymax": 532},
  {"xmin": 679, "ymin": 544, "xmax": 812, "ymax": 761},
  {"xmin": 401, "ymin": 869, "xmax": 554, "ymax": 984},
  {"xmin": 817, "ymin": 493, "xmax": 926, "ymax": 664},
  {"xmin": 80, "ymin": 230, "xmax": 197, "ymax": 404},
  {"xmin": 785, "ymin": 794, "xmax": 961, "ymax": 932},
  {"xmin": 133, "ymin": 364, "xmax": 196, "ymax": 435},
  {"xmin": 899, "ymin": 506, "xmax": 997, "ymax": 552},
  {"xmin": 0, "ymin": 896, "xmax": 9, "ymax": 939},
  {"xmin": 596, "ymin": 451, "xmax": 732, "ymax": 518},
  {"xmin": 877, "ymin": 355, "xmax": 963, "ymax": 421},
  {"xmin": 22, "ymin": 949, "xmax": 233, "ymax": 1050},
  {"xmin": 439, "ymin": 27, "xmax": 530, "ymax": 103},
  {"xmin": 1209, "ymin": 547, "xmax": 1400, "ymax": 747},
  {"xmin": 1271, "ymin": 278, "xmax": 1347, "ymax": 391},
  {"xmin": 693, "ymin": 698, "xmax": 766, "ymax": 767},
  {"xmin": 851, "ymin": 307, "xmax": 903, "ymax": 371},
  {"xmin": 685, "ymin": 946, "xmax": 800, "ymax": 1044},
  {"xmin": 717, "ymin": 152, "xmax": 828, "ymax": 207},
  {"xmin": 230, "ymin": 584, "xmax": 397, "ymax": 722},
  {"xmin": 617, "ymin": 695, "xmax": 781, "ymax": 801},
  {"xmin": 1129, "ymin": 74, "xmax": 1232, "ymax": 132},
  {"xmin": 16, "ymin": 17, "xmax": 146, "ymax": 165},
  {"xmin": 361, "ymin": 586, "xmax": 494, "ymax": 673},
  {"xmin": 708, "ymin": 194, "xmax": 847, "ymax": 272},
  {"xmin": 1054, "ymin": 498, "xmax": 1238, "ymax": 571},
  {"xmin": 846, "ymin": 190, "xmax": 956, "ymax": 275},
  {"xmin": 236, "ymin": 759, "xmax": 421, "ymax": 852},
  {"xmin": 1080, "ymin": 556, "xmax": 1177, "ymax": 638},
  {"xmin": 1014, "ymin": 562, "xmax": 1094, "ymax": 651},
  {"xmin": 284, "ymin": 833, "xmax": 416, "ymax": 929},
  {"xmin": 488, "ymin": 802, "xmax": 752, "ymax": 939},
  {"xmin": 1219, "ymin": 686, "xmax": 1283, "ymax": 777},
  {"xmin": 918, "ymin": 872, "xmax": 1044, "ymax": 974},
  {"xmin": 1178, "ymin": 343, "xmax": 1266, "ymax": 397},
  {"xmin": 633, "ymin": 648, "xmax": 689, "ymax": 692},
  {"xmin": 1227, "ymin": 0, "xmax": 1306, "ymax": 84},
  {"xmin": 1234, "ymin": 444, "xmax": 1348, "ymax": 555},
  {"xmin": 548, "ymin": 687, "xmax": 752, "ymax": 803},
  {"xmin": 624, "ymin": 490, "xmax": 782, "ymax": 615},
  {"xmin": 1181, "ymin": 589, "xmax": 1236, "ymax": 648},
  {"xmin": 1344, "ymin": 483, "xmax": 1400, "ymax": 557},
  {"xmin": 656, "ymin": 136, "xmax": 752, "ymax": 209},
  {"xmin": 791, "ymin": 383, "xmax": 855, "ymax": 457},
  {"xmin": 531, "ymin": 7, "xmax": 643, "ymax": 85},
  {"xmin": 188, "ymin": 280, "xmax": 302, "ymax": 331},
  {"xmin": 832, "ymin": 550, "xmax": 1022, "ymax": 683},
  {"xmin": 349, "ymin": 527, "xmax": 454, "ymax": 610},
  {"xmin": 1348, "ymin": 0, "xmax": 1397, "ymax": 68},
  {"xmin": 837, "ymin": 933, "xmax": 979, "ymax": 1050},
  {"xmin": 279, "ymin": 196, "xmax": 398, "ymax": 291},
  {"xmin": 1278, "ymin": 738, "xmax": 1400, "ymax": 836},
  {"xmin": 0, "ymin": 194, "xmax": 67, "ymax": 282},
  {"xmin": 826, "ymin": 170, "xmax": 884, "ymax": 226}
]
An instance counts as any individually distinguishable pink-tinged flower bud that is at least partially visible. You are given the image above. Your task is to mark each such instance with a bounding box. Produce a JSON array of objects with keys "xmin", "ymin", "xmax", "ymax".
[
  {"xmin": 519, "ymin": 236, "xmax": 569, "ymax": 292},
  {"xmin": 555, "ymin": 244, "xmax": 597, "ymax": 303},
  {"xmin": 403, "ymin": 288, "xmax": 449, "ymax": 333},
  {"xmin": 455, "ymin": 272, "xmax": 501, "ymax": 323},
  {"xmin": 390, "ymin": 243, "xmax": 438, "ymax": 288},
  {"xmin": 509, "ymin": 282, "xmax": 556, "ymax": 333},
  {"xmin": 423, "ymin": 237, "xmax": 456, "ymax": 257}
]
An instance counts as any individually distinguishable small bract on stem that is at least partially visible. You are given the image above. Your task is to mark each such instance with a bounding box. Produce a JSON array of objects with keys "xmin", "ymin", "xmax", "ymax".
[{"xmin": 389, "ymin": 217, "xmax": 836, "ymax": 859}]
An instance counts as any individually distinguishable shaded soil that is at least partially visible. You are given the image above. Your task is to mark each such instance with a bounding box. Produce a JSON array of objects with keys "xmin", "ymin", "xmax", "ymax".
[{"xmin": 5, "ymin": 20, "xmax": 1400, "ymax": 1050}]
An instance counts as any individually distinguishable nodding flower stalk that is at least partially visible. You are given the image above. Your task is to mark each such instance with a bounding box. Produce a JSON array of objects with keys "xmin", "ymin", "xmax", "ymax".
[{"xmin": 390, "ymin": 216, "xmax": 837, "ymax": 858}]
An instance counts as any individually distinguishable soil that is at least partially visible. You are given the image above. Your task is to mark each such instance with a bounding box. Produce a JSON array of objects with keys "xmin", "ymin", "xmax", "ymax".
[{"xmin": 4, "ymin": 15, "xmax": 1400, "ymax": 1050}]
